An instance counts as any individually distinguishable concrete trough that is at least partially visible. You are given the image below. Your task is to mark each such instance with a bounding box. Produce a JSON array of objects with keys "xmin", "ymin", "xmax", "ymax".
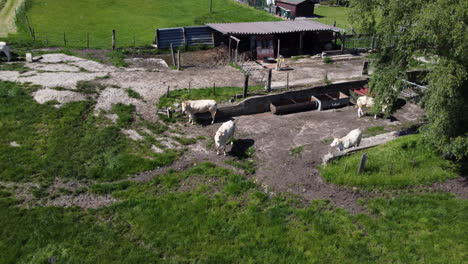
[
  {"xmin": 270, "ymin": 97, "xmax": 319, "ymax": 115},
  {"xmin": 312, "ymin": 92, "xmax": 350, "ymax": 111}
]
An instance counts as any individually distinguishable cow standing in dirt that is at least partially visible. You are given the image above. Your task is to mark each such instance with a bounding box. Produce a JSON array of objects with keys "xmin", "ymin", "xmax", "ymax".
[
  {"xmin": 0, "ymin": 42, "xmax": 12, "ymax": 62},
  {"xmin": 330, "ymin": 128, "xmax": 362, "ymax": 151},
  {"xmin": 215, "ymin": 120, "xmax": 236, "ymax": 155},
  {"xmin": 181, "ymin": 99, "xmax": 217, "ymax": 124}
]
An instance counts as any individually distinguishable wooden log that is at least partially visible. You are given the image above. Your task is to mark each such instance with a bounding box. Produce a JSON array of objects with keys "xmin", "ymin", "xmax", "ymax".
[
  {"xmin": 112, "ymin": 29, "xmax": 116, "ymax": 50},
  {"xmin": 243, "ymin": 74, "xmax": 249, "ymax": 98},
  {"xmin": 358, "ymin": 153, "xmax": 368, "ymax": 174}
]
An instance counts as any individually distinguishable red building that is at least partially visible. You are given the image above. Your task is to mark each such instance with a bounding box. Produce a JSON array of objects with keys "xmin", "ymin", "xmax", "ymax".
[{"xmin": 275, "ymin": 0, "xmax": 317, "ymax": 18}]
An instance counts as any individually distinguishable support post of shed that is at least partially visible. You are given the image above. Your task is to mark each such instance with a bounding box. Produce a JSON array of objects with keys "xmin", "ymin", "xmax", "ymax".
[
  {"xmin": 228, "ymin": 37, "xmax": 232, "ymax": 62},
  {"xmin": 299, "ymin": 32, "xmax": 304, "ymax": 54}
]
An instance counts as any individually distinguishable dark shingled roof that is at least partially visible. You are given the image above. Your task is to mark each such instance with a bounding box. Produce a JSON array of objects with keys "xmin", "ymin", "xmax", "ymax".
[{"xmin": 207, "ymin": 20, "xmax": 343, "ymax": 35}]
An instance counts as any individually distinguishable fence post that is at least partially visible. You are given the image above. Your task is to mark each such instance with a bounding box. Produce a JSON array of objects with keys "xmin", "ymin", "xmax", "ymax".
[
  {"xmin": 286, "ymin": 72, "xmax": 289, "ymax": 89},
  {"xmin": 341, "ymin": 33, "xmax": 346, "ymax": 54},
  {"xmin": 170, "ymin": 43, "xmax": 176, "ymax": 67},
  {"xmin": 358, "ymin": 153, "xmax": 368, "ymax": 174},
  {"xmin": 177, "ymin": 50, "xmax": 181, "ymax": 70},
  {"xmin": 265, "ymin": 68, "xmax": 272, "ymax": 92},
  {"xmin": 112, "ymin": 29, "xmax": 116, "ymax": 50},
  {"xmin": 166, "ymin": 86, "xmax": 170, "ymax": 98},
  {"xmin": 133, "ymin": 34, "xmax": 136, "ymax": 48},
  {"xmin": 371, "ymin": 33, "xmax": 376, "ymax": 49},
  {"xmin": 213, "ymin": 82, "xmax": 216, "ymax": 95},
  {"xmin": 46, "ymin": 35, "xmax": 48, "ymax": 46},
  {"xmin": 243, "ymin": 74, "xmax": 249, "ymax": 98},
  {"xmin": 228, "ymin": 37, "xmax": 232, "ymax": 62},
  {"xmin": 87, "ymin": 33, "xmax": 90, "ymax": 49},
  {"xmin": 63, "ymin": 32, "xmax": 67, "ymax": 47}
]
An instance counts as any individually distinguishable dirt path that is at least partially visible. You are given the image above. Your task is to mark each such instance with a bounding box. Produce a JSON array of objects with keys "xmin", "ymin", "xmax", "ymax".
[{"xmin": 0, "ymin": 0, "xmax": 24, "ymax": 37}]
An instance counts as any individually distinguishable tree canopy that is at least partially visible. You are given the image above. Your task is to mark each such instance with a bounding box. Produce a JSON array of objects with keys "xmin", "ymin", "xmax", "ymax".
[{"xmin": 349, "ymin": 0, "xmax": 468, "ymax": 160}]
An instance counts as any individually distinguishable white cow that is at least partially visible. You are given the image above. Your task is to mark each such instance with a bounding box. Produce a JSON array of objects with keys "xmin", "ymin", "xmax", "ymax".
[
  {"xmin": 181, "ymin": 99, "xmax": 217, "ymax": 124},
  {"xmin": 356, "ymin": 95, "xmax": 390, "ymax": 119},
  {"xmin": 214, "ymin": 120, "xmax": 236, "ymax": 155},
  {"xmin": 0, "ymin": 42, "xmax": 12, "ymax": 62},
  {"xmin": 356, "ymin": 96, "xmax": 375, "ymax": 118},
  {"xmin": 330, "ymin": 128, "xmax": 362, "ymax": 151}
]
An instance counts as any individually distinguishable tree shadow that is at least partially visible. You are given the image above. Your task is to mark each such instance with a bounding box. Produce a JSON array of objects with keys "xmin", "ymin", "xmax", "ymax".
[{"xmin": 230, "ymin": 139, "xmax": 255, "ymax": 159}]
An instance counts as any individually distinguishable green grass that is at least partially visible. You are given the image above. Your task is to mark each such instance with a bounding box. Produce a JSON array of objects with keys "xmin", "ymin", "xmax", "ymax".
[
  {"xmin": 364, "ymin": 125, "xmax": 386, "ymax": 137},
  {"xmin": 0, "ymin": 162, "xmax": 466, "ymax": 263},
  {"xmin": 314, "ymin": 5, "xmax": 353, "ymax": 31},
  {"xmin": 0, "ymin": 62, "xmax": 31, "ymax": 73},
  {"xmin": 0, "ymin": 0, "xmax": 6, "ymax": 11},
  {"xmin": 320, "ymin": 134, "xmax": 459, "ymax": 189},
  {"xmin": 15, "ymin": 0, "xmax": 279, "ymax": 48},
  {"xmin": 290, "ymin": 146, "xmax": 304, "ymax": 156},
  {"xmin": 108, "ymin": 50, "xmax": 128, "ymax": 67},
  {"xmin": 126, "ymin": 88, "xmax": 143, "ymax": 100},
  {"xmin": 0, "ymin": 81, "xmax": 179, "ymax": 182},
  {"xmin": 157, "ymin": 85, "xmax": 264, "ymax": 108}
]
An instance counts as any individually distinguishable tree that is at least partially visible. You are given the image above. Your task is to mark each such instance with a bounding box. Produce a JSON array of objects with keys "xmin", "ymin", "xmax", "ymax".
[{"xmin": 349, "ymin": 0, "xmax": 468, "ymax": 160}]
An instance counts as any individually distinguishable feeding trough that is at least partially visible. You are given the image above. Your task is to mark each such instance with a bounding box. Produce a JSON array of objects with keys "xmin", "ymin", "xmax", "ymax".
[
  {"xmin": 312, "ymin": 92, "xmax": 350, "ymax": 111},
  {"xmin": 270, "ymin": 97, "xmax": 319, "ymax": 115}
]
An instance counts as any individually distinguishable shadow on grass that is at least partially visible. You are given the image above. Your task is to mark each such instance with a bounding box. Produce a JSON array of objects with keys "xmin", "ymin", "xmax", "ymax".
[{"xmin": 230, "ymin": 139, "xmax": 255, "ymax": 159}]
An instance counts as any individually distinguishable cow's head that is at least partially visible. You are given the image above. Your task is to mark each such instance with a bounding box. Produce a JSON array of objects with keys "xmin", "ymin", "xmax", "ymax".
[
  {"xmin": 181, "ymin": 101, "xmax": 189, "ymax": 113},
  {"xmin": 330, "ymin": 138, "xmax": 343, "ymax": 150}
]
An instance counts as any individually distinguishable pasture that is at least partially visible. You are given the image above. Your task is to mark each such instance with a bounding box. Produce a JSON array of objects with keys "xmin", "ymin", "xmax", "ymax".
[{"xmin": 14, "ymin": 0, "xmax": 279, "ymax": 47}]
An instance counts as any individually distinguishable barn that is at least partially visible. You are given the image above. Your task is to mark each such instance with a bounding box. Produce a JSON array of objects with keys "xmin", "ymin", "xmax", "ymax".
[
  {"xmin": 275, "ymin": 0, "xmax": 317, "ymax": 18},
  {"xmin": 208, "ymin": 20, "xmax": 343, "ymax": 60}
]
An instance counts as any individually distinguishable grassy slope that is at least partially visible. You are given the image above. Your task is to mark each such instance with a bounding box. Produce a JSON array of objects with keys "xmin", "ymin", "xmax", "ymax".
[
  {"xmin": 0, "ymin": 81, "xmax": 178, "ymax": 182},
  {"xmin": 0, "ymin": 163, "xmax": 466, "ymax": 263},
  {"xmin": 18, "ymin": 0, "xmax": 279, "ymax": 47},
  {"xmin": 314, "ymin": 5, "xmax": 352, "ymax": 31},
  {"xmin": 320, "ymin": 134, "xmax": 458, "ymax": 189}
]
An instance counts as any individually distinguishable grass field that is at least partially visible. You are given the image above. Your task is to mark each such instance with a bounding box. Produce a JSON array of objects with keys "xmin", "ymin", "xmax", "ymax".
[
  {"xmin": 0, "ymin": 81, "xmax": 179, "ymax": 182},
  {"xmin": 320, "ymin": 134, "xmax": 459, "ymax": 189},
  {"xmin": 314, "ymin": 5, "xmax": 353, "ymax": 31},
  {"xmin": 1, "ymin": 163, "xmax": 466, "ymax": 263},
  {"xmin": 14, "ymin": 0, "xmax": 279, "ymax": 47}
]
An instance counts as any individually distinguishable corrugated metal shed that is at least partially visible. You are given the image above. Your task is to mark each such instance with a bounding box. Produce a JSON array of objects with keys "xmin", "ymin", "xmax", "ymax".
[{"xmin": 207, "ymin": 20, "xmax": 343, "ymax": 35}]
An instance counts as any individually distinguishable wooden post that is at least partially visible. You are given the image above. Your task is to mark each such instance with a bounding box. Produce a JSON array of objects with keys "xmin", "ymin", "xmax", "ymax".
[
  {"xmin": 235, "ymin": 41, "xmax": 239, "ymax": 63},
  {"xmin": 210, "ymin": 0, "xmax": 213, "ymax": 14},
  {"xmin": 228, "ymin": 37, "xmax": 232, "ymax": 62},
  {"xmin": 63, "ymin": 32, "xmax": 67, "ymax": 47},
  {"xmin": 170, "ymin": 43, "xmax": 176, "ymax": 67},
  {"xmin": 265, "ymin": 68, "xmax": 272, "ymax": 92},
  {"xmin": 243, "ymin": 74, "xmax": 249, "ymax": 98},
  {"xmin": 341, "ymin": 33, "xmax": 346, "ymax": 53},
  {"xmin": 358, "ymin": 153, "xmax": 368, "ymax": 174},
  {"xmin": 188, "ymin": 81, "xmax": 191, "ymax": 90},
  {"xmin": 46, "ymin": 35, "xmax": 49, "ymax": 46},
  {"xmin": 86, "ymin": 33, "xmax": 90, "ymax": 49},
  {"xmin": 371, "ymin": 33, "xmax": 376, "ymax": 49},
  {"xmin": 333, "ymin": 21, "xmax": 336, "ymax": 27},
  {"xmin": 286, "ymin": 72, "xmax": 289, "ymax": 89},
  {"xmin": 166, "ymin": 86, "xmax": 170, "ymax": 98},
  {"xmin": 299, "ymin": 32, "xmax": 303, "ymax": 54},
  {"xmin": 133, "ymin": 34, "xmax": 136, "ymax": 48},
  {"xmin": 213, "ymin": 82, "xmax": 216, "ymax": 95},
  {"xmin": 112, "ymin": 29, "xmax": 116, "ymax": 50},
  {"xmin": 177, "ymin": 50, "xmax": 181, "ymax": 71}
]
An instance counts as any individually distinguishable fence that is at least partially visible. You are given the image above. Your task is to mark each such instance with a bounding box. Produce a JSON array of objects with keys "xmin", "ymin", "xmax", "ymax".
[{"xmin": 156, "ymin": 26, "xmax": 214, "ymax": 49}]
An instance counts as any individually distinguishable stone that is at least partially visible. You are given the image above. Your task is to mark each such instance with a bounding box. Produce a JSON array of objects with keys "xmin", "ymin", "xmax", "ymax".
[{"xmin": 26, "ymin": 53, "xmax": 33, "ymax": 63}]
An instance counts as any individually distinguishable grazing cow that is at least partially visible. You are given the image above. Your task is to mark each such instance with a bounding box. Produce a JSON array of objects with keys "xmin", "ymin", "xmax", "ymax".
[
  {"xmin": 0, "ymin": 42, "xmax": 12, "ymax": 62},
  {"xmin": 214, "ymin": 120, "xmax": 236, "ymax": 155},
  {"xmin": 181, "ymin": 99, "xmax": 217, "ymax": 124},
  {"xmin": 330, "ymin": 128, "xmax": 362, "ymax": 151},
  {"xmin": 356, "ymin": 96, "xmax": 390, "ymax": 119},
  {"xmin": 356, "ymin": 96, "xmax": 375, "ymax": 118}
]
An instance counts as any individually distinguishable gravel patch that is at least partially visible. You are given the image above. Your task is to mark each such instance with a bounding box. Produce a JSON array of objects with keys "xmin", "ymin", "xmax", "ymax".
[
  {"xmin": 94, "ymin": 87, "xmax": 143, "ymax": 114},
  {"xmin": 121, "ymin": 129, "xmax": 144, "ymax": 141},
  {"xmin": 25, "ymin": 63, "xmax": 80, "ymax": 72},
  {"xmin": 46, "ymin": 193, "xmax": 117, "ymax": 209},
  {"xmin": 33, "ymin": 88, "xmax": 87, "ymax": 105},
  {"xmin": 35, "ymin": 53, "xmax": 85, "ymax": 63}
]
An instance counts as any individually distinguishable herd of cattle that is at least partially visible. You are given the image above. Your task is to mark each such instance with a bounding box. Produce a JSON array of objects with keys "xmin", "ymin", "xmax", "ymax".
[{"xmin": 180, "ymin": 96, "xmax": 379, "ymax": 155}]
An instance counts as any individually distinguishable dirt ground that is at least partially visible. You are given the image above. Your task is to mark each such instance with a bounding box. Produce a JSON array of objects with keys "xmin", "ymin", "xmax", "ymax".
[{"xmin": 163, "ymin": 102, "xmax": 466, "ymax": 213}]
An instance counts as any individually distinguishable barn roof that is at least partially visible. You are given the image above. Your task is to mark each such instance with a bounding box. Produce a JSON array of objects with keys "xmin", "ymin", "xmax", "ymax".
[
  {"xmin": 275, "ymin": 0, "xmax": 311, "ymax": 5},
  {"xmin": 207, "ymin": 20, "xmax": 343, "ymax": 35}
]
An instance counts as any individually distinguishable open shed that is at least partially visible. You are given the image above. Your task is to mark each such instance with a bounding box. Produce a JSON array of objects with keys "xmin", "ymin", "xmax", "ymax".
[
  {"xmin": 207, "ymin": 20, "xmax": 343, "ymax": 60},
  {"xmin": 275, "ymin": 0, "xmax": 317, "ymax": 18}
]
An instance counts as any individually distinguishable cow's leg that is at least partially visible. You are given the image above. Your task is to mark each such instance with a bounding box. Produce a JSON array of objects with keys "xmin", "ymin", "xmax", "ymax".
[
  {"xmin": 211, "ymin": 110, "xmax": 217, "ymax": 124},
  {"xmin": 374, "ymin": 114, "xmax": 377, "ymax": 120},
  {"xmin": 189, "ymin": 113, "xmax": 195, "ymax": 124},
  {"xmin": 358, "ymin": 107, "xmax": 362, "ymax": 117}
]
